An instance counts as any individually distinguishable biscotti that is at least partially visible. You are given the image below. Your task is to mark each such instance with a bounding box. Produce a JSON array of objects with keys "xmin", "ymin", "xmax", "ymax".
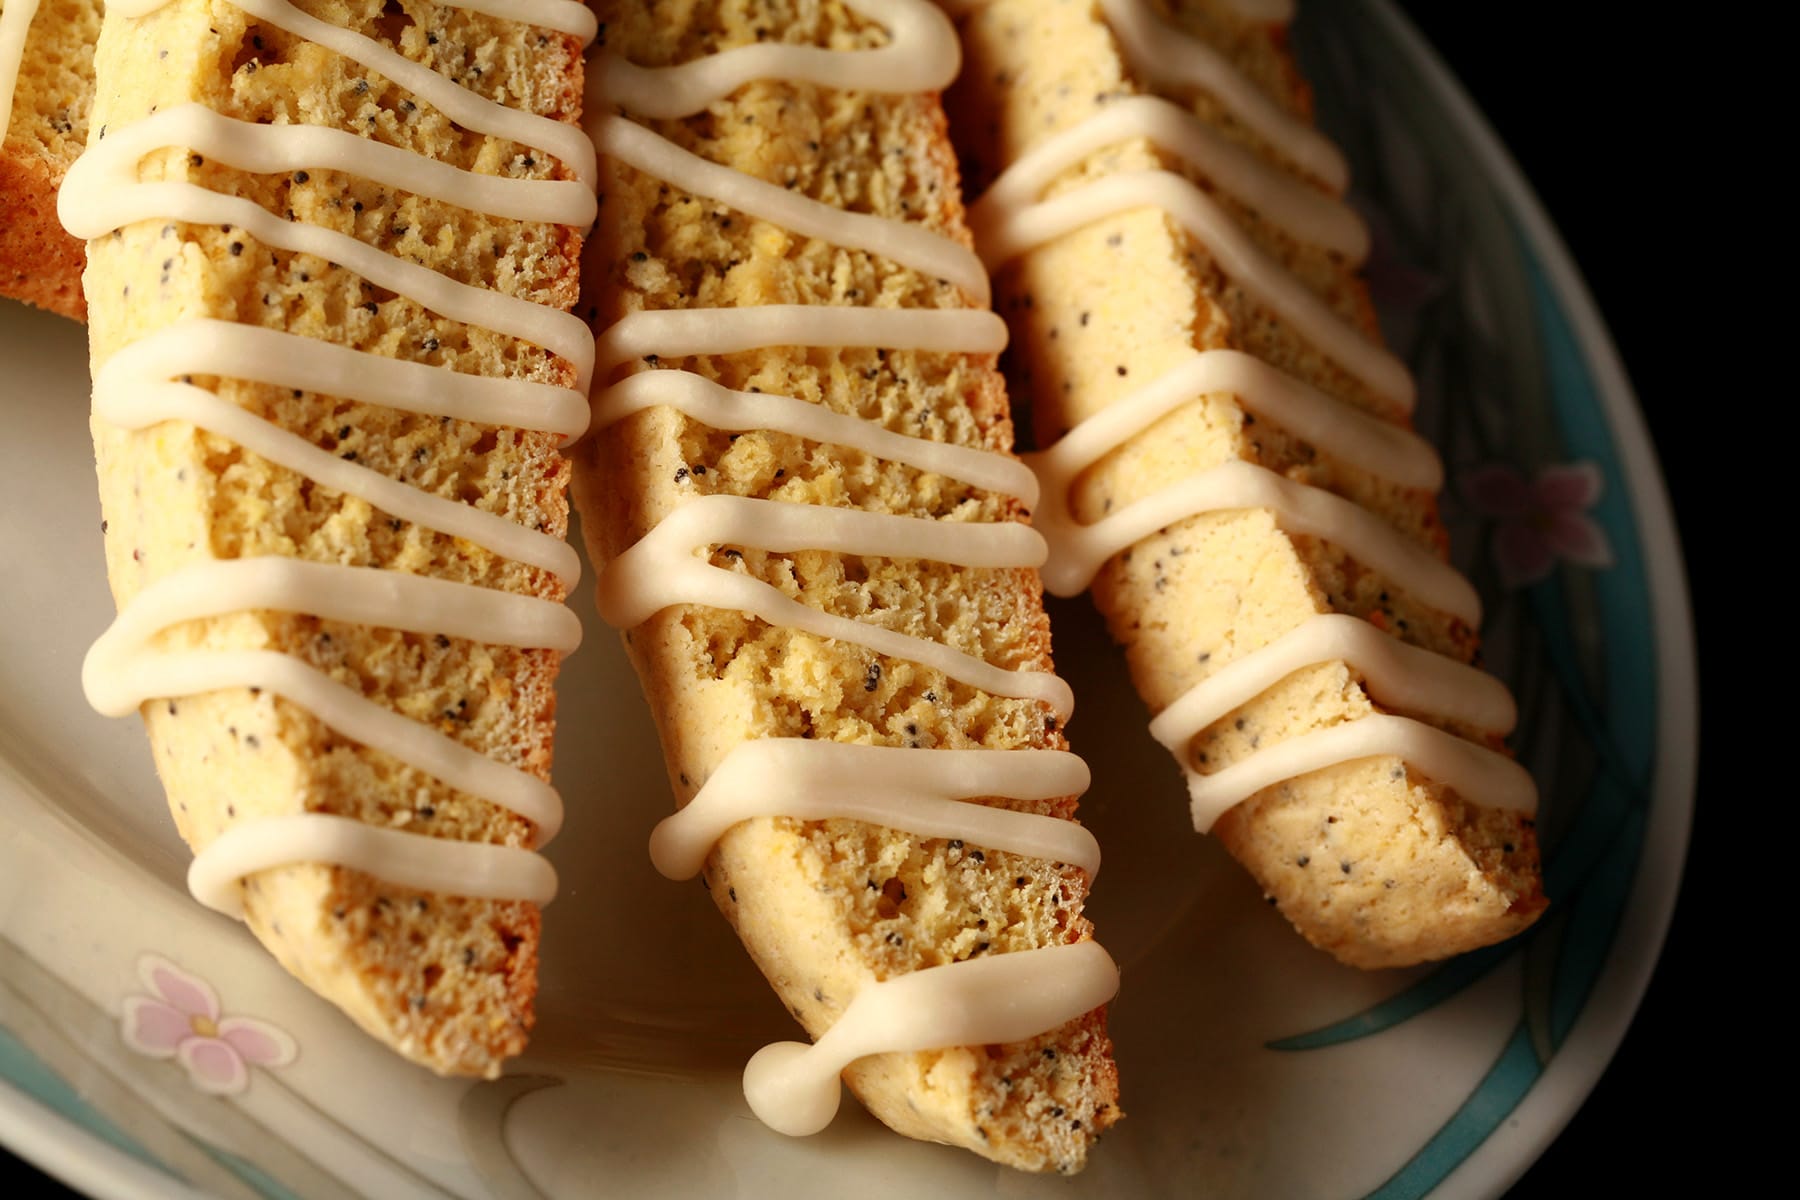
[
  {"xmin": 1, "ymin": 0, "xmax": 99, "ymax": 317},
  {"xmin": 946, "ymin": 0, "xmax": 1545, "ymax": 967},
  {"xmin": 68, "ymin": 0, "xmax": 594, "ymax": 1074},
  {"xmin": 575, "ymin": 0, "xmax": 1120, "ymax": 1173}
]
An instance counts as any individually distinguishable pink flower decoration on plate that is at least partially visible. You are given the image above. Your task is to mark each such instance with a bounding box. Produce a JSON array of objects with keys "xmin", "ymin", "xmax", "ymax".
[
  {"xmin": 120, "ymin": 954, "xmax": 296, "ymax": 1095},
  {"xmin": 1462, "ymin": 461, "xmax": 1615, "ymax": 589}
]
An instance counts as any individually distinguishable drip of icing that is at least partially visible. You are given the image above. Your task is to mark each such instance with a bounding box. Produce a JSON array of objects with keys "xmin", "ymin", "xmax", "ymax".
[
  {"xmin": 963, "ymin": 0, "xmax": 1536, "ymax": 830},
  {"xmin": 649, "ymin": 741, "xmax": 1097, "ymax": 880},
  {"xmin": 189, "ymin": 816, "xmax": 557, "ymax": 918},
  {"xmin": 972, "ymin": 95, "xmax": 1367, "ymax": 261},
  {"xmin": 1096, "ymin": 0, "xmax": 1345, "ymax": 191},
  {"xmin": 1034, "ymin": 457, "xmax": 1480, "ymax": 623},
  {"xmin": 591, "ymin": 2, "xmax": 1112, "ymax": 1134},
  {"xmin": 743, "ymin": 941, "xmax": 1120, "ymax": 1136},
  {"xmin": 975, "ymin": 169, "xmax": 1410, "ymax": 407},
  {"xmin": 592, "ymin": 115, "xmax": 990, "ymax": 303},
  {"xmin": 597, "ymin": 495, "xmax": 1074, "ymax": 716},
  {"xmin": 68, "ymin": 0, "xmax": 599, "ymax": 913},
  {"xmin": 0, "ymin": 0, "xmax": 41, "ymax": 141},
  {"xmin": 597, "ymin": 0, "xmax": 960, "ymax": 118}
]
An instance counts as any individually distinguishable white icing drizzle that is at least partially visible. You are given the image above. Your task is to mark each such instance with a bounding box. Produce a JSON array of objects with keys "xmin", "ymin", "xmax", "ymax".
[
  {"xmin": 86, "ymin": 559, "xmax": 573, "ymax": 841},
  {"xmin": 743, "ymin": 940, "xmax": 1120, "ymax": 1137},
  {"xmin": 66, "ymin": 0, "xmax": 599, "ymax": 913},
  {"xmin": 942, "ymin": 0, "xmax": 1335, "ymax": 188},
  {"xmin": 591, "ymin": 115, "xmax": 990, "ymax": 303},
  {"xmin": 188, "ymin": 816, "xmax": 557, "ymax": 919},
  {"xmin": 596, "ymin": 305, "xmax": 1009, "ymax": 371},
  {"xmin": 94, "ymin": 329, "xmax": 581, "ymax": 582},
  {"xmin": 110, "ymin": 0, "xmax": 599, "ymax": 188},
  {"xmin": 1182, "ymin": 714, "xmax": 1538, "ymax": 832},
  {"xmin": 595, "ymin": 368, "xmax": 1038, "ymax": 504},
  {"xmin": 597, "ymin": 0, "xmax": 960, "ymax": 119},
  {"xmin": 1098, "ymin": 0, "xmax": 1343, "ymax": 191},
  {"xmin": 976, "ymin": 168, "xmax": 1411, "ymax": 407},
  {"xmin": 649, "ymin": 741, "xmax": 1098, "ymax": 880},
  {"xmin": 1146, "ymin": 612, "xmax": 1531, "ymax": 830},
  {"xmin": 970, "ymin": 95, "xmax": 1368, "ymax": 262},
  {"xmin": 0, "ymin": 0, "xmax": 41, "ymax": 142},
  {"xmin": 62, "ymin": 108, "xmax": 595, "ymax": 392},
  {"xmin": 1027, "ymin": 347, "xmax": 1441, "ymax": 497},
  {"xmin": 598, "ymin": 493, "xmax": 1073, "ymax": 715},
  {"xmin": 964, "ymin": 0, "xmax": 1538, "ymax": 826},
  {"xmin": 1034, "ymin": 459, "xmax": 1480, "ymax": 622},
  {"xmin": 592, "ymin": 2, "xmax": 1115, "ymax": 1135}
]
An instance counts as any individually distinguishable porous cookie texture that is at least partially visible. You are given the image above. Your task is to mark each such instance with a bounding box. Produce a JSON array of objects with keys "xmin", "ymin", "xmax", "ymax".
[
  {"xmin": 948, "ymin": 0, "xmax": 1544, "ymax": 967},
  {"xmin": 80, "ymin": 0, "xmax": 584, "ymax": 1075},
  {"xmin": 1, "ymin": 0, "xmax": 99, "ymax": 317},
  {"xmin": 576, "ymin": 0, "xmax": 1119, "ymax": 1173}
]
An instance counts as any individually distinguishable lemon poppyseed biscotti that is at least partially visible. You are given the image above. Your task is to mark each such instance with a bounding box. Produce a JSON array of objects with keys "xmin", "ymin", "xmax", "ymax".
[
  {"xmin": 574, "ymin": 0, "xmax": 1121, "ymax": 1172},
  {"xmin": 946, "ymin": 0, "xmax": 1544, "ymax": 967},
  {"xmin": 1, "ymin": 0, "xmax": 100, "ymax": 317},
  {"xmin": 70, "ymin": 0, "xmax": 594, "ymax": 1074}
]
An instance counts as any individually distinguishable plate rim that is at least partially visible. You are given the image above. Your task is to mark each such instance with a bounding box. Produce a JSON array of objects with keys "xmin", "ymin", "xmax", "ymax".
[{"xmin": 1360, "ymin": 1, "xmax": 1698, "ymax": 1196}]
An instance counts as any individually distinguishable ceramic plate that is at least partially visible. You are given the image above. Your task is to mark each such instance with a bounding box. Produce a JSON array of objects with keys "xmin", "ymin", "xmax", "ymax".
[{"xmin": 0, "ymin": 2, "xmax": 1696, "ymax": 1196}]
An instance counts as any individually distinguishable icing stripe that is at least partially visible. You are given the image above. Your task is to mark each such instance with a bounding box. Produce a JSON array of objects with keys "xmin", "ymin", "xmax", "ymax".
[
  {"xmin": 85, "ymin": 559, "xmax": 570, "ymax": 840},
  {"xmin": 596, "ymin": 371, "xmax": 1039, "ymax": 503},
  {"xmin": 596, "ymin": 494, "xmax": 1074, "ymax": 717},
  {"xmin": 596, "ymin": 306, "xmax": 1008, "ymax": 373},
  {"xmin": 974, "ymin": 169, "xmax": 1410, "ymax": 408},
  {"xmin": 972, "ymin": 95, "xmax": 1368, "ymax": 260},
  {"xmin": 596, "ymin": 0, "xmax": 959, "ymax": 117},
  {"xmin": 105, "ymin": 320, "xmax": 589, "ymax": 443},
  {"xmin": 649, "ymin": 742, "xmax": 1097, "ymax": 880},
  {"xmin": 109, "ymin": 0, "xmax": 598, "ymax": 188},
  {"xmin": 61, "ymin": 145, "xmax": 595, "ymax": 393},
  {"xmin": 592, "ymin": 114, "xmax": 991, "ymax": 303},
  {"xmin": 189, "ymin": 816, "xmax": 557, "ymax": 918},
  {"xmin": 93, "ymin": 371, "xmax": 580, "ymax": 583},
  {"xmin": 1096, "ymin": 0, "xmax": 1346, "ymax": 190},
  {"xmin": 742, "ymin": 941, "xmax": 1120, "ymax": 1136},
  {"xmin": 1036, "ymin": 458, "xmax": 1481, "ymax": 624},
  {"xmin": 1184, "ymin": 713, "xmax": 1538, "ymax": 833},
  {"xmin": 1028, "ymin": 347, "xmax": 1441, "ymax": 495},
  {"xmin": 87, "ymin": 104, "xmax": 597, "ymax": 227},
  {"xmin": 1148, "ymin": 612, "xmax": 1517, "ymax": 751}
]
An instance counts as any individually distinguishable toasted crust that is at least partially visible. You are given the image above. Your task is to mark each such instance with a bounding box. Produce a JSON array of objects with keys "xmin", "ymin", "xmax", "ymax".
[
  {"xmin": 1, "ymin": 0, "xmax": 100, "ymax": 318},
  {"xmin": 947, "ymin": 0, "xmax": 1544, "ymax": 967},
  {"xmin": 79, "ymin": 0, "xmax": 585, "ymax": 1074},
  {"xmin": 577, "ymin": 0, "xmax": 1119, "ymax": 1172}
]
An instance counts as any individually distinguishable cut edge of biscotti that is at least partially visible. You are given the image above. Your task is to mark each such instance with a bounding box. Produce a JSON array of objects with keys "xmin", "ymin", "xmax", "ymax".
[
  {"xmin": 946, "ymin": 0, "xmax": 1544, "ymax": 969},
  {"xmin": 78, "ymin": 0, "xmax": 586, "ymax": 1076},
  {"xmin": 577, "ymin": 0, "xmax": 1120, "ymax": 1169}
]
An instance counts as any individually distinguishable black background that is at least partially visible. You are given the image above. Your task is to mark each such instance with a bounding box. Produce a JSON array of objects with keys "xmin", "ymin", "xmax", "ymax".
[{"xmin": 3, "ymin": 3, "xmax": 1712, "ymax": 1195}]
